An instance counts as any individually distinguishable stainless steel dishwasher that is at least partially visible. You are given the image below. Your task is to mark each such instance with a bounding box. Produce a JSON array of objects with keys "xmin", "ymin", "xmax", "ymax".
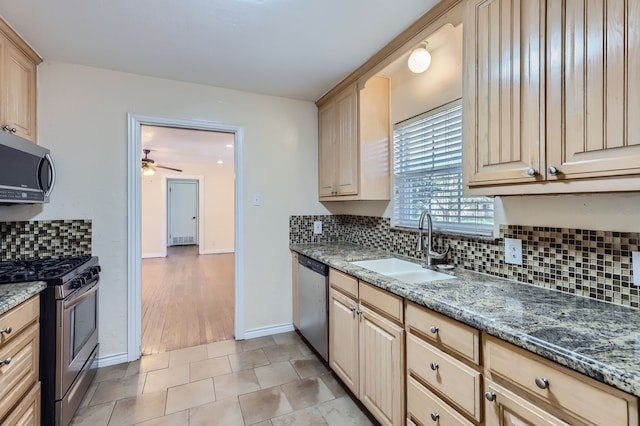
[{"xmin": 297, "ymin": 254, "xmax": 329, "ymax": 362}]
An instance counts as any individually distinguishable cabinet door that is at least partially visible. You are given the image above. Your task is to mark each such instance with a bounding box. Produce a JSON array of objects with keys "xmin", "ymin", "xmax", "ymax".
[
  {"xmin": 464, "ymin": 0, "xmax": 545, "ymax": 186},
  {"xmin": 318, "ymin": 101, "xmax": 337, "ymax": 197},
  {"xmin": 328, "ymin": 288, "xmax": 359, "ymax": 397},
  {"xmin": 2, "ymin": 42, "xmax": 37, "ymax": 143},
  {"xmin": 546, "ymin": 0, "xmax": 640, "ymax": 180},
  {"xmin": 359, "ymin": 305, "xmax": 404, "ymax": 426},
  {"xmin": 335, "ymin": 85, "xmax": 358, "ymax": 196},
  {"xmin": 485, "ymin": 379, "xmax": 571, "ymax": 426},
  {"xmin": 2, "ymin": 382, "xmax": 40, "ymax": 426}
]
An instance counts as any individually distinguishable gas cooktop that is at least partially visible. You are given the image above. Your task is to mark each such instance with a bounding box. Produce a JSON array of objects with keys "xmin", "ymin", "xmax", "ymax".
[{"xmin": 0, "ymin": 255, "xmax": 93, "ymax": 284}]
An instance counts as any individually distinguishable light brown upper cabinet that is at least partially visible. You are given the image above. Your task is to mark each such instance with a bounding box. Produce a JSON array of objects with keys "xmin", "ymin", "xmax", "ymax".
[
  {"xmin": 317, "ymin": 76, "xmax": 390, "ymax": 201},
  {"xmin": 464, "ymin": 0, "xmax": 640, "ymax": 195},
  {"xmin": 0, "ymin": 19, "xmax": 41, "ymax": 144}
]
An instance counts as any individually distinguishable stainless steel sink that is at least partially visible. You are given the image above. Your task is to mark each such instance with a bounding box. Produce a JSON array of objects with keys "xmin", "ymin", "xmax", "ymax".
[{"xmin": 350, "ymin": 258, "xmax": 455, "ymax": 283}]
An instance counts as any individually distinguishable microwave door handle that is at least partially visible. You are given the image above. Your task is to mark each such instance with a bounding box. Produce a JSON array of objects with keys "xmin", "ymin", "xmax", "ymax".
[{"xmin": 40, "ymin": 153, "xmax": 56, "ymax": 197}]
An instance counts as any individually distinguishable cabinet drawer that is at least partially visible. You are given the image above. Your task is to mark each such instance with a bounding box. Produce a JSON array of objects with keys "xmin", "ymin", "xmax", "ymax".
[
  {"xmin": 0, "ymin": 295, "xmax": 39, "ymax": 346},
  {"xmin": 0, "ymin": 322, "xmax": 39, "ymax": 421},
  {"xmin": 359, "ymin": 281, "xmax": 403, "ymax": 323},
  {"xmin": 484, "ymin": 378, "xmax": 570, "ymax": 426},
  {"xmin": 407, "ymin": 333, "xmax": 481, "ymax": 421},
  {"xmin": 484, "ymin": 336, "xmax": 638, "ymax": 426},
  {"xmin": 407, "ymin": 375, "xmax": 474, "ymax": 426},
  {"xmin": 2, "ymin": 381, "xmax": 41, "ymax": 426},
  {"xmin": 406, "ymin": 301, "xmax": 479, "ymax": 365},
  {"xmin": 330, "ymin": 268, "xmax": 358, "ymax": 298}
]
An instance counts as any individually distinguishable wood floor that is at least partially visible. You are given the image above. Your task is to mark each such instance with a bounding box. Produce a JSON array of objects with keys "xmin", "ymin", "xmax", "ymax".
[{"xmin": 141, "ymin": 246, "xmax": 234, "ymax": 354}]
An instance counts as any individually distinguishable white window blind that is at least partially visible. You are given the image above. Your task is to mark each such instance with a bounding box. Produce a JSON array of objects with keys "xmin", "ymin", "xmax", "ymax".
[{"xmin": 393, "ymin": 99, "xmax": 494, "ymax": 235}]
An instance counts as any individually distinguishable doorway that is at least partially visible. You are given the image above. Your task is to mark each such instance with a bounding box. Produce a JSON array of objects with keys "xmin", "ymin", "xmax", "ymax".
[{"xmin": 128, "ymin": 114, "xmax": 245, "ymax": 361}]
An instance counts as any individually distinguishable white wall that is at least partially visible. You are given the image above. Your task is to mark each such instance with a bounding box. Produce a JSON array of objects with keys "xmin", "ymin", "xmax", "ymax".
[
  {"xmin": 388, "ymin": 24, "xmax": 463, "ymax": 125},
  {"xmin": 141, "ymin": 160, "xmax": 235, "ymax": 256},
  {"xmin": 0, "ymin": 60, "xmax": 329, "ymax": 358}
]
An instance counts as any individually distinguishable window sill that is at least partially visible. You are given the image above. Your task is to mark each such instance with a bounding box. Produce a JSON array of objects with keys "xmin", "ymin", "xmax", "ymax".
[{"xmin": 390, "ymin": 225, "xmax": 500, "ymax": 242}]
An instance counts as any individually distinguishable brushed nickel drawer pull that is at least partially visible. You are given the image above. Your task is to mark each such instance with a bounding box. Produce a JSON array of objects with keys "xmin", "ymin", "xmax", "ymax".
[
  {"xmin": 430, "ymin": 362, "xmax": 439, "ymax": 371},
  {"xmin": 430, "ymin": 412, "xmax": 439, "ymax": 421},
  {"xmin": 0, "ymin": 327, "xmax": 11, "ymax": 335},
  {"xmin": 0, "ymin": 357, "xmax": 11, "ymax": 365},
  {"xmin": 535, "ymin": 377, "xmax": 549, "ymax": 389},
  {"xmin": 485, "ymin": 391, "xmax": 496, "ymax": 401},
  {"xmin": 429, "ymin": 325, "xmax": 439, "ymax": 334}
]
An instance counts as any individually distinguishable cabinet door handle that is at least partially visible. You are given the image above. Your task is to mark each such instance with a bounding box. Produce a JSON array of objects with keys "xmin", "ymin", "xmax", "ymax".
[
  {"xmin": 430, "ymin": 362, "xmax": 439, "ymax": 371},
  {"xmin": 0, "ymin": 357, "xmax": 11, "ymax": 365},
  {"xmin": 535, "ymin": 377, "xmax": 549, "ymax": 389},
  {"xmin": 349, "ymin": 306, "xmax": 356, "ymax": 312},
  {"xmin": 430, "ymin": 412, "xmax": 439, "ymax": 421},
  {"xmin": 429, "ymin": 325, "xmax": 439, "ymax": 334},
  {"xmin": 548, "ymin": 166, "xmax": 558, "ymax": 175},
  {"xmin": 485, "ymin": 391, "xmax": 496, "ymax": 402},
  {"xmin": 526, "ymin": 168, "xmax": 538, "ymax": 177},
  {"xmin": 0, "ymin": 327, "xmax": 11, "ymax": 335},
  {"xmin": 1, "ymin": 125, "xmax": 16, "ymax": 133}
]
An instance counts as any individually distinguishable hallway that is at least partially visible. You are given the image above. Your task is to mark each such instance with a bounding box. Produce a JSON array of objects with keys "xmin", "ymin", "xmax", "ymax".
[{"xmin": 142, "ymin": 246, "xmax": 235, "ymax": 354}]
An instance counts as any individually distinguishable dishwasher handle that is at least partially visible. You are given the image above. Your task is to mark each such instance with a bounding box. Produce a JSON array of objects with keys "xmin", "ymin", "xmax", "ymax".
[{"xmin": 298, "ymin": 254, "xmax": 329, "ymax": 276}]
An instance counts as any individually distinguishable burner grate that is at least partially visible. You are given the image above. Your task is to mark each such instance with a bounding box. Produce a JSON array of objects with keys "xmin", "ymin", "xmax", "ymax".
[{"xmin": 0, "ymin": 255, "xmax": 92, "ymax": 284}]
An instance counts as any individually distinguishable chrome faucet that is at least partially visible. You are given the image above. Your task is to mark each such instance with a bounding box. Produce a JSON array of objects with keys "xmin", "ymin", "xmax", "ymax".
[{"xmin": 416, "ymin": 210, "xmax": 449, "ymax": 267}]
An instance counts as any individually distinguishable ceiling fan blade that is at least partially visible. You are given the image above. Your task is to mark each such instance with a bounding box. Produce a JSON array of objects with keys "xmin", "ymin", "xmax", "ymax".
[{"xmin": 155, "ymin": 165, "xmax": 183, "ymax": 172}]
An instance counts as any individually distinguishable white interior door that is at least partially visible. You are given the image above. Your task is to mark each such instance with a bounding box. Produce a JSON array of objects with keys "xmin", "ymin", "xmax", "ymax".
[{"xmin": 168, "ymin": 179, "xmax": 198, "ymax": 246}]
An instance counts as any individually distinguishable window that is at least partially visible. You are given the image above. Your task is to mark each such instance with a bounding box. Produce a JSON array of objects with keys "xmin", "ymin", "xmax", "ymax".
[{"xmin": 393, "ymin": 99, "xmax": 494, "ymax": 235}]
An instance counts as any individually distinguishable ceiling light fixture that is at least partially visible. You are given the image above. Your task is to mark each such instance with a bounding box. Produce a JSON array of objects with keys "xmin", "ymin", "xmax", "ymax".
[
  {"xmin": 408, "ymin": 43, "xmax": 431, "ymax": 74},
  {"xmin": 217, "ymin": 159, "xmax": 223, "ymax": 164},
  {"xmin": 142, "ymin": 163, "xmax": 156, "ymax": 176}
]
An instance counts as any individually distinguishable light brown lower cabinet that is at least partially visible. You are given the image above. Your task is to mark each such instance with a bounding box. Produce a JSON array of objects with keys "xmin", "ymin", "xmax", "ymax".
[
  {"xmin": 484, "ymin": 335, "xmax": 639, "ymax": 426},
  {"xmin": 322, "ymin": 268, "xmax": 640, "ymax": 426},
  {"xmin": 2, "ymin": 382, "xmax": 41, "ymax": 426},
  {"xmin": 0, "ymin": 295, "xmax": 40, "ymax": 425},
  {"xmin": 328, "ymin": 269, "xmax": 404, "ymax": 426}
]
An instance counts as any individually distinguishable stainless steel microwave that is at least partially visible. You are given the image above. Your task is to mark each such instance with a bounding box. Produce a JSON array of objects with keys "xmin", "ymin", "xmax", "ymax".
[{"xmin": 0, "ymin": 131, "xmax": 55, "ymax": 204}]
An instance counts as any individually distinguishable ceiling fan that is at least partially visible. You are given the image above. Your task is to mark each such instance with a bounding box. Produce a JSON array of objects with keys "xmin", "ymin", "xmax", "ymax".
[{"xmin": 141, "ymin": 149, "xmax": 182, "ymax": 175}]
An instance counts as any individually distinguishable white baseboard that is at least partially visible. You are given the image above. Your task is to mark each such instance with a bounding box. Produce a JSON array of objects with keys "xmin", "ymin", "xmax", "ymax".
[
  {"xmin": 200, "ymin": 248, "xmax": 235, "ymax": 255},
  {"xmin": 142, "ymin": 252, "xmax": 166, "ymax": 259},
  {"xmin": 242, "ymin": 323, "xmax": 294, "ymax": 340},
  {"xmin": 96, "ymin": 351, "xmax": 129, "ymax": 367}
]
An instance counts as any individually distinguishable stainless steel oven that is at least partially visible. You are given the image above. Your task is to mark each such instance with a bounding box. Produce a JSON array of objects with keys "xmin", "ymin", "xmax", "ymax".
[{"xmin": 56, "ymin": 274, "xmax": 99, "ymax": 425}]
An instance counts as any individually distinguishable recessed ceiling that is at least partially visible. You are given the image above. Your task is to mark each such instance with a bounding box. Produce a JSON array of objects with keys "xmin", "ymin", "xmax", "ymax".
[{"xmin": 0, "ymin": 0, "xmax": 440, "ymax": 101}]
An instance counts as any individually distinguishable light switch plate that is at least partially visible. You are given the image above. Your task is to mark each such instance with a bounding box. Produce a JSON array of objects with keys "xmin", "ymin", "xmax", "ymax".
[
  {"xmin": 313, "ymin": 221, "xmax": 323, "ymax": 235},
  {"xmin": 633, "ymin": 252, "xmax": 640, "ymax": 286},
  {"xmin": 504, "ymin": 238, "xmax": 523, "ymax": 266},
  {"xmin": 252, "ymin": 193, "xmax": 261, "ymax": 206}
]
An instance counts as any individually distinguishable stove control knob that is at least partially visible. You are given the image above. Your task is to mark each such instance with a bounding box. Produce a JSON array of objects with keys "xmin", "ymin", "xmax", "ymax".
[
  {"xmin": 71, "ymin": 278, "xmax": 83, "ymax": 289},
  {"xmin": 91, "ymin": 266, "xmax": 101, "ymax": 274}
]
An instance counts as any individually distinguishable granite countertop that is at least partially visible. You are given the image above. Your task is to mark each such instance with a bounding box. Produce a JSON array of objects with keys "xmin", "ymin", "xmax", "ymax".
[
  {"xmin": 291, "ymin": 242, "xmax": 640, "ymax": 399},
  {"xmin": 0, "ymin": 282, "xmax": 47, "ymax": 315}
]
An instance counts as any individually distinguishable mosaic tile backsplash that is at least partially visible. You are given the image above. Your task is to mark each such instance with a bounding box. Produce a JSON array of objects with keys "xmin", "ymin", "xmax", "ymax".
[
  {"xmin": 290, "ymin": 215, "xmax": 639, "ymax": 308},
  {"xmin": 1, "ymin": 220, "xmax": 92, "ymax": 260}
]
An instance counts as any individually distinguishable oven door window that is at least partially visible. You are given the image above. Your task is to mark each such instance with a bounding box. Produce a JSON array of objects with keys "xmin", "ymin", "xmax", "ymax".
[{"xmin": 69, "ymin": 289, "xmax": 97, "ymax": 360}]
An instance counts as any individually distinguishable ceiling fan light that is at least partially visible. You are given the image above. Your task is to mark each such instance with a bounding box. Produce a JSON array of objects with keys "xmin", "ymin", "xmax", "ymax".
[
  {"xmin": 408, "ymin": 46, "xmax": 431, "ymax": 73},
  {"xmin": 142, "ymin": 164, "xmax": 155, "ymax": 176}
]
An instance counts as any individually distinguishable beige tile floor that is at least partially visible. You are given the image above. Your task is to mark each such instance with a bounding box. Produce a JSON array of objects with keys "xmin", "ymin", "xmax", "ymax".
[{"xmin": 70, "ymin": 332, "xmax": 375, "ymax": 425}]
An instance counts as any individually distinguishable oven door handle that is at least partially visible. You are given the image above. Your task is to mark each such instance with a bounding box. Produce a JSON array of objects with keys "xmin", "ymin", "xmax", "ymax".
[{"xmin": 64, "ymin": 278, "xmax": 99, "ymax": 309}]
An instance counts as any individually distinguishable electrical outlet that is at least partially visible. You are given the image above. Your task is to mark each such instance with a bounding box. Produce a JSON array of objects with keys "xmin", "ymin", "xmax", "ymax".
[
  {"xmin": 504, "ymin": 238, "xmax": 523, "ymax": 266},
  {"xmin": 313, "ymin": 221, "xmax": 323, "ymax": 235},
  {"xmin": 633, "ymin": 252, "xmax": 640, "ymax": 286}
]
